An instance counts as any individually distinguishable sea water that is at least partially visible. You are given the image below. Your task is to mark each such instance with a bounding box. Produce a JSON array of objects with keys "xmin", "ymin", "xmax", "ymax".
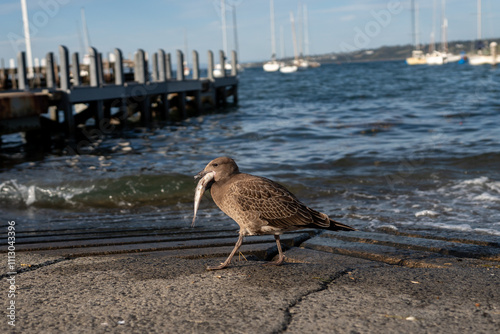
[{"xmin": 1, "ymin": 61, "xmax": 499, "ymax": 240}]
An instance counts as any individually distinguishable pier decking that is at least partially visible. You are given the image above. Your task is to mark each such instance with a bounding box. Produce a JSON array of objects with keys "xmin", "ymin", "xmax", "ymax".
[{"xmin": 0, "ymin": 46, "xmax": 238, "ymax": 147}]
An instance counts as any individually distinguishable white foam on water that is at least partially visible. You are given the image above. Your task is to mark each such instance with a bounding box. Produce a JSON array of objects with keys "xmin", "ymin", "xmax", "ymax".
[
  {"xmin": 456, "ymin": 176, "xmax": 490, "ymax": 186},
  {"xmin": 473, "ymin": 192, "xmax": 500, "ymax": 202},
  {"xmin": 0, "ymin": 179, "xmax": 94, "ymax": 207},
  {"xmin": 474, "ymin": 228, "xmax": 500, "ymax": 236},
  {"xmin": 450, "ymin": 177, "xmax": 500, "ymax": 197},
  {"xmin": 435, "ymin": 176, "xmax": 500, "ymax": 208},
  {"xmin": 415, "ymin": 210, "xmax": 439, "ymax": 218},
  {"xmin": 26, "ymin": 185, "xmax": 36, "ymax": 206}
]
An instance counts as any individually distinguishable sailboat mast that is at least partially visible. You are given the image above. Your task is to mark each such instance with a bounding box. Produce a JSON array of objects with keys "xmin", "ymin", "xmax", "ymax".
[
  {"xmin": 280, "ymin": 25, "xmax": 285, "ymax": 59},
  {"xmin": 410, "ymin": 0, "xmax": 416, "ymax": 48},
  {"xmin": 232, "ymin": 4, "xmax": 239, "ymax": 57},
  {"xmin": 20, "ymin": 0, "xmax": 34, "ymax": 78},
  {"xmin": 477, "ymin": 0, "xmax": 482, "ymax": 41},
  {"xmin": 81, "ymin": 8, "xmax": 91, "ymax": 52},
  {"xmin": 441, "ymin": 0, "xmax": 447, "ymax": 53},
  {"xmin": 221, "ymin": 0, "xmax": 228, "ymax": 56},
  {"xmin": 303, "ymin": 4, "xmax": 310, "ymax": 57},
  {"xmin": 290, "ymin": 12, "xmax": 298, "ymax": 61},
  {"xmin": 415, "ymin": 2, "xmax": 420, "ymax": 50},
  {"xmin": 430, "ymin": 0, "xmax": 436, "ymax": 53},
  {"xmin": 270, "ymin": 0, "xmax": 276, "ymax": 59},
  {"xmin": 297, "ymin": 3, "xmax": 303, "ymax": 58}
]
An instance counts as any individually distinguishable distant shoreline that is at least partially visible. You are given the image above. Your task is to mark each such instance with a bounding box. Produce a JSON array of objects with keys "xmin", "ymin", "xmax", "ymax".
[{"xmin": 243, "ymin": 37, "xmax": 500, "ymax": 68}]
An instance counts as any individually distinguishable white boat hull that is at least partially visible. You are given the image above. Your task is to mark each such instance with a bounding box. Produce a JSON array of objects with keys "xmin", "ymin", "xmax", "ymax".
[
  {"xmin": 426, "ymin": 55, "xmax": 445, "ymax": 65},
  {"xmin": 263, "ymin": 61, "xmax": 280, "ymax": 72},
  {"xmin": 279, "ymin": 65, "xmax": 298, "ymax": 73},
  {"xmin": 468, "ymin": 55, "xmax": 500, "ymax": 66}
]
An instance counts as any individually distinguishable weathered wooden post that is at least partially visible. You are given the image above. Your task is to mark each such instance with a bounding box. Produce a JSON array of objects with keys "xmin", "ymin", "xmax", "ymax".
[
  {"xmin": 230, "ymin": 50, "xmax": 238, "ymax": 76},
  {"xmin": 114, "ymin": 48, "xmax": 124, "ymax": 85},
  {"xmin": 0, "ymin": 59, "xmax": 7, "ymax": 89},
  {"xmin": 58, "ymin": 45, "xmax": 75, "ymax": 139},
  {"xmin": 45, "ymin": 52, "xmax": 59, "ymax": 121},
  {"xmin": 491, "ymin": 42, "xmax": 497, "ymax": 66},
  {"xmin": 59, "ymin": 46, "xmax": 70, "ymax": 91},
  {"xmin": 176, "ymin": 50, "xmax": 185, "ymax": 81},
  {"xmin": 89, "ymin": 47, "xmax": 100, "ymax": 87},
  {"xmin": 134, "ymin": 49, "xmax": 151, "ymax": 124},
  {"xmin": 165, "ymin": 53, "xmax": 172, "ymax": 80},
  {"xmin": 97, "ymin": 53, "xmax": 104, "ymax": 85},
  {"xmin": 158, "ymin": 49, "xmax": 166, "ymax": 81},
  {"xmin": 176, "ymin": 50, "xmax": 186, "ymax": 119},
  {"xmin": 192, "ymin": 50, "xmax": 200, "ymax": 80},
  {"xmin": 17, "ymin": 52, "xmax": 28, "ymax": 91},
  {"xmin": 219, "ymin": 50, "xmax": 226, "ymax": 78},
  {"xmin": 45, "ymin": 52, "xmax": 56, "ymax": 89},
  {"xmin": 152, "ymin": 52, "xmax": 159, "ymax": 81},
  {"xmin": 113, "ymin": 48, "xmax": 127, "ymax": 124},
  {"xmin": 231, "ymin": 50, "xmax": 238, "ymax": 105},
  {"xmin": 207, "ymin": 50, "xmax": 216, "ymax": 107},
  {"xmin": 157, "ymin": 49, "xmax": 169, "ymax": 120},
  {"xmin": 134, "ymin": 49, "xmax": 147, "ymax": 83},
  {"xmin": 71, "ymin": 53, "xmax": 81, "ymax": 86},
  {"xmin": 191, "ymin": 50, "xmax": 202, "ymax": 113},
  {"xmin": 218, "ymin": 50, "xmax": 227, "ymax": 106},
  {"xmin": 89, "ymin": 47, "xmax": 104, "ymax": 123},
  {"xmin": 33, "ymin": 58, "xmax": 41, "ymax": 88},
  {"xmin": 207, "ymin": 50, "xmax": 214, "ymax": 81}
]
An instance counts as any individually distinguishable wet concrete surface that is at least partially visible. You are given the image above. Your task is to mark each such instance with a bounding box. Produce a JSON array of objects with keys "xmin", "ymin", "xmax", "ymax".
[{"xmin": 2, "ymin": 230, "xmax": 500, "ymax": 333}]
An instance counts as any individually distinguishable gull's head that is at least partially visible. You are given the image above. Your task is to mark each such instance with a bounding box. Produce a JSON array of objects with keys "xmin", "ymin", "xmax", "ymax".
[{"xmin": 195, "ymin": 156, "xmax": 239, "ymax": 182}]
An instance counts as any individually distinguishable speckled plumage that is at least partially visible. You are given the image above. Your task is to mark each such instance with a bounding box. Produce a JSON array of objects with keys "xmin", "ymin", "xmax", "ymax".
[{"xmin": 194, "ymin": 156, "xmax": 355, "ymax": 270}]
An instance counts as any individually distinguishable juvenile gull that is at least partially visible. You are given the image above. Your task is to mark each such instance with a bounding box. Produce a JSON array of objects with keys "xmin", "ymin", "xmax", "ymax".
[{"xmin": 193, "ymin": 156, "xmax": 356, "ymax": 270}]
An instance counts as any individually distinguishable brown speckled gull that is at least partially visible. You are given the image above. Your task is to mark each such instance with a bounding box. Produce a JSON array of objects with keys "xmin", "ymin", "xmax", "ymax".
[{"xmin": 193, "ymin": 156, "xmax": 356, "ymax": 270}]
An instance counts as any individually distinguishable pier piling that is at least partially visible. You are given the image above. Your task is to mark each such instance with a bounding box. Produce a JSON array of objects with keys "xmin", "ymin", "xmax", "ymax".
[
  {"xmin": 17, "ymin": 52, "xmax": 28, "ymax": 91},
  {"xmin": 71, "ymin": 53, "xmax": 81, "ymax": 86},
  {"xmin": 0, "ymin": 45, "xmax": 238, "ymax": 149}
]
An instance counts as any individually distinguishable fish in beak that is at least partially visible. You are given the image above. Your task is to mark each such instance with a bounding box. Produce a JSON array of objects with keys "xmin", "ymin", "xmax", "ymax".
[{"xmin": 192, "ymin": 170, "xmax": 216, "ymax": 227}]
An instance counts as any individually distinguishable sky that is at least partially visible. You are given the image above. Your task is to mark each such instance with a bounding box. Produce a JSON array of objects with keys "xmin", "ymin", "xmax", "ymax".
[{"xmin": 0, "ymin": 0, "xmax": 499, "ymax": 66}]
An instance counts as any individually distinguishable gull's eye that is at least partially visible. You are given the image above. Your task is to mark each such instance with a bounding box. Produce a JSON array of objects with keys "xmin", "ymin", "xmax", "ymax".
[{"xmin": 212, "ymin": 163, "xmax": 219, "ymax": 167}]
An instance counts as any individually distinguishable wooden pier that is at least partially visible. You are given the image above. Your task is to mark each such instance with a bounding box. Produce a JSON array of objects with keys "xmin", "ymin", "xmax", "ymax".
[{"xmin": 0, "ymin": 46, "xmax": 238, "ymax": 148}]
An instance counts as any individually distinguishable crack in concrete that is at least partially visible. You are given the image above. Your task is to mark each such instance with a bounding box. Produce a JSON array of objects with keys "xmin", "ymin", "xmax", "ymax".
[
  {"xmin": 276, "ymin": 268, "xmax": 354, "ymax": 333},
  {"xmin": 1, "ymin": 257, "xmax": 70, "ymax": 279}
]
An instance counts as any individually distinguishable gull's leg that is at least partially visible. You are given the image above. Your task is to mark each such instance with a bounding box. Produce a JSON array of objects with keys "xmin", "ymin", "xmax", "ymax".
[
  {"xmin": 206, "ymin": 234, "xmax": 244, "ymax": 271},
  {"xmin": 264, "ymin": 234, "xmax": 285, "ymax": 266}
]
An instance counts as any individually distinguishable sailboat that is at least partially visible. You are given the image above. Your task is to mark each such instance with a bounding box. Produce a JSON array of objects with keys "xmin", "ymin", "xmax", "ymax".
[
  {"xmin": 279, "ymin": 12, "xmax": 298, "ymax": 73},
  {"xmin": 263, "ymin": 0, "xmax": 280, "ymax": 72},
  {"xmin": 303, "ymin": 4, "xmax": 320, "ymax": 68},
  {"xmin": 425, "ymin": 0, "xmax": 445, "ymax": 65},
  {"xmin": 214, "ymin": 0, "xmax": 230, "ymax": 78},
  {"xmin": 293, "ymin": 3, "xmax": 309, "ymax": 69},
  {"xmin": 230, "ymin": 2, "xmax": 243, "ymax": 73},
  {"xmin": 406, "ymin": 0, "xmax": 426, "ymax": 65},
  {"xmin": 469, "ymin": 42, "xmax": 499, "ymax": 65},
  {"xmin": 469, "ymin": 0, "xmax": 500, "ymax": 65}
]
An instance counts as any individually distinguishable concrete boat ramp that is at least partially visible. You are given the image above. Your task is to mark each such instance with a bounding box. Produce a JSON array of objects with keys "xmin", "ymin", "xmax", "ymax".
[{"xmin": 2, "ymin": 214, "xmax": 499, "ymax": 333}]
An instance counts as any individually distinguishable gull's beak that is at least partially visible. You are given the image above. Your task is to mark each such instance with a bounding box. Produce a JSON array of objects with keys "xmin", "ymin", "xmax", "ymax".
[{"xmin": 194, "ymin": 170, "xmax": 207, "ymax": 180}]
